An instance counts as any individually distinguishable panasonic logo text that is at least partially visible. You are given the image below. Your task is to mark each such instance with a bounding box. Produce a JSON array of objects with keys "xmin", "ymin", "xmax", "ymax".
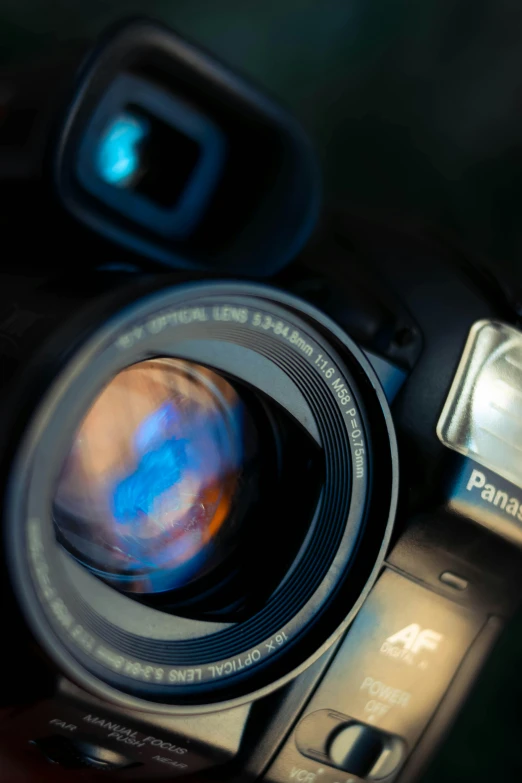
[{"xmin": 466, "ymin": 469, "xmax": 522, "ymax": 521}]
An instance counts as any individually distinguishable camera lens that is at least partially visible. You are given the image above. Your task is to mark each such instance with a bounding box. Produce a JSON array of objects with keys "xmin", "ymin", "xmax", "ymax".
[
  {"xmin": 53, "ymin": 359, "xmax": 253, "ymax": 595},
  {"xmin": 6, "ymin": 281, "xmax": 398, "ymax": 709}
]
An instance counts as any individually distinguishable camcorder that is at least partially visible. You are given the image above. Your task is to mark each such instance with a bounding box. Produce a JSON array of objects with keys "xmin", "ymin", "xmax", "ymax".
[{"xmin": 0, "ymin": 18, "xmax": 521, "ymax": 783}]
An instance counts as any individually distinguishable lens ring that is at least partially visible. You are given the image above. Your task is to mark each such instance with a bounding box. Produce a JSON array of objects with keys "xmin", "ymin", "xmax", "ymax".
[
  {"xmin": 6, "ymin": 281, "xmax": 398, "ymax": 709},
  {"xmin": 27, "ymin": 314, "xmax": 356, "ymax": 661},
  {"xmin": 64, "ymin": 322, "xmax": 353, "ymax": 661}
]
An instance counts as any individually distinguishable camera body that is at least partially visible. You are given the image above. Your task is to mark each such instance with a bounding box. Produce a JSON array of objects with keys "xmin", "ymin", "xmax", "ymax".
[{"xmin": 1, "ymin": 19, "xmax": 522, "ymax": 783}]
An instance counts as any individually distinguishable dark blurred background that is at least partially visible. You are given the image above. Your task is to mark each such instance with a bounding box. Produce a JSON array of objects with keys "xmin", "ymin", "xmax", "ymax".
[
  {"xmin": 1, "ymin": 2, "xmax": 522, "ymax": 781},
  {"xmin": 2, "ymin": 0, "xmax": 522, "ymax": 285}
]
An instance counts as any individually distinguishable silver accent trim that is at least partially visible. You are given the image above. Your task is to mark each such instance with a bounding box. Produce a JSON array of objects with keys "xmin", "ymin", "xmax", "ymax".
[{"xmin": 437, "ymin": 320, "xmax": 522, "ymax": 491}]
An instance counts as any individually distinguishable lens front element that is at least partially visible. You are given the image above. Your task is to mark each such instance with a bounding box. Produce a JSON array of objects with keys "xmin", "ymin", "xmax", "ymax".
[{"xmin": 54, "ymin": 359, "xmax": 248, "ymax": 595}]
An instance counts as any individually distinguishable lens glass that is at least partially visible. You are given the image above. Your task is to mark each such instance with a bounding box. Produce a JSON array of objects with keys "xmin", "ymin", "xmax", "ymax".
[{"xmin": 53, "ymin": 358, "xmax": 252, "ymax": 594}]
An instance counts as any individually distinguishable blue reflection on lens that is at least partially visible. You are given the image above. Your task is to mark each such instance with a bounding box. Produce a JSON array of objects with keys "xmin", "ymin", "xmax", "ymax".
[
  {"xmin": 112, "ymin": 403, "xmax": 186, "ymax": 524},
  {"xmin": 96, "ymin": 112, "xmax": 148, "ymax": 187},
  {"xmin": 133, "ymin": 401, "xmax": 180, "ymax": 454}
]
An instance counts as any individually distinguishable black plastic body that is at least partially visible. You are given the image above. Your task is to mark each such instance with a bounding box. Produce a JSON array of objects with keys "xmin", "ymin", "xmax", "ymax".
[
  {"xmin": 1, "ymin": 20, "xmax": 522, "ymax": 783},
  {"xmin": 0, "ymin": 222, "xmax": 521, "ymax": 782}
]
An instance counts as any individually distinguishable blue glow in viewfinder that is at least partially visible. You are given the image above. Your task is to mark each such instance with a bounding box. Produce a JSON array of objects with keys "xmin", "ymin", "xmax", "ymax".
[{"xmin": 96, "ymin": 112, "xmax": 149, "ymax": 187}]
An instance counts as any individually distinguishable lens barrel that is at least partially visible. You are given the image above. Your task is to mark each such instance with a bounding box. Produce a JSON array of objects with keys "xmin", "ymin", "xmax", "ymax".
[{"xmin": 3, "ymin": 279, "xmax": 398, "ymax": 711}]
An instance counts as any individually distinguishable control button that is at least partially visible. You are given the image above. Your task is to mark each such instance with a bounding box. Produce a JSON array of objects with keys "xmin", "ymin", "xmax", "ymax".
[
  {"xmin": 297, "ymin": 712, "xmax": 404, "ymax": 781},
  {"xmin": 329, "ymin": 724, "xmax": 383, "ymax": 777},
  {"xmin": 439, "ymin": 571, "xmax": 468, "ymax": 591},
  {"xmin": 30, "ymin": 735, "xmax": 139, "ymax": 770}
]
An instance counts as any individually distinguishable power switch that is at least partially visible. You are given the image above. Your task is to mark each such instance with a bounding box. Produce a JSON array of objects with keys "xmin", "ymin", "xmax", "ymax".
[
  {"xmin": 329, "ymin": 724, "xmax": 382, "ymax": 776},
  {"xmin": 296, "ymin": 711, "xmax": 404, "ymax": 781},
  {"xmin": 329, "ymin": 723, "xmax": 403, "ymax": 780}
]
